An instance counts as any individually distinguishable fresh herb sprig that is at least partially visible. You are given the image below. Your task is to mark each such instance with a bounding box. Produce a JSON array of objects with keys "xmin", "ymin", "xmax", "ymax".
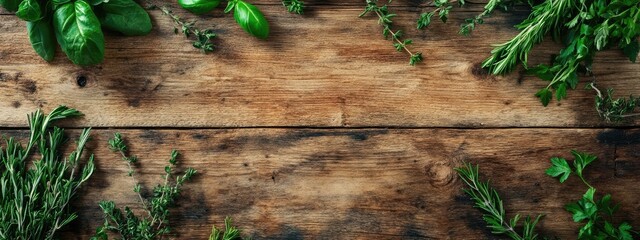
[
  {"xmin": 546, "ymin": 150, "xmax": 638, "ymax": 239},
  {"xmin": 158, "ymin": 5, "xmax": 217, "ymax": 53},
  {"xmin": 93, "ymin": 132, "xmax": 197, "ymax": 239},
  {"xmin": 416, "ymin": 0, "xmax": 461, "ymax": 30},
  {"xmin": 456, "ymin": 163, "xmax": 543, "ymax": 240},
  {"xmin": 361, "ymin": 0, "xmax": 423, "ymax": 66},
  {"xmin": 282, "ymin": 0, "xmax": 304, "ymax": 14},
  {"xmin": 589, "ymin": 83, "xmax": 640, "ymax": 122},
  {"xmin": 209, "ymin": 217, "xmax": 248, "ymax": 240},
  {"xmin": 0, "ymin": 106, "xmax": 95, "ymax": 240}
]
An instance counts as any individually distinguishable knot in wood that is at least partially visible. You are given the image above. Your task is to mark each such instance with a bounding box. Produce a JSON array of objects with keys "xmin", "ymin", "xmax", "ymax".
[{"xmin": 423, "ymin": 161, "xmax": 456, "ymax": 188}]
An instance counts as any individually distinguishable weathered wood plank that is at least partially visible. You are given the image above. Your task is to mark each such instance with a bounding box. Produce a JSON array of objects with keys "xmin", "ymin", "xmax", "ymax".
[
  {"xmin": 3, "ymin": 128, "xmax": 626, "ymax": 239},
  {"xmin": 1, "ymin": 4, "xmax": 638, "ymax": 128}
]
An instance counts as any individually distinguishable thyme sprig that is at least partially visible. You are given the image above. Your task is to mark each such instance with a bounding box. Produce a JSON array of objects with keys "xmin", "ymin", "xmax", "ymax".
[
  {"xmin": 416, "ymin": 0, "xmax": 462, "ymax": 30},
  {"xmin": 456, "ymin": 163, "xmax": 543, "ymax": 240},
  {"xmin": 158, "ymin": 5, "xmax": 217, "ymax": 53},
  {"xmin": 93, "ymin": 133, "xmax": 197, "ymax": 240},
  {"xmin": 0, "ymin": 106, "xmax": 95, "ymax": 240},
  {"xmin": 361, "ymin": 0, "xmax": 423, "ymax": 66},
  {"xmin": 589, "ymin": 83, "xmax": 640, "ymax": 122},
  {"xmin": 282, "ymin": 0, "xmax": 304, "ymax": 14}
]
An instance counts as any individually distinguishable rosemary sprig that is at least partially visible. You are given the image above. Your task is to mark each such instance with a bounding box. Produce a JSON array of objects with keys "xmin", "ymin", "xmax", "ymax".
[
  {"xmin": 93, "ymin": 133, "xmax": 197, "ymax": 240},
  {"xmin": 158, "ymin": 5, "xmax": 217, "ymax": 53},
  {"xmin": 0, "ymin": 106, "xmax": 95, "ymax": 240},
  {"xmin": 455, "ymin": 162, "xmax": 542, "ymax": 240},
  {"xmin": 361, "ymin": 0, "xmax": 423, "ymax": 66},
  {"xmin": 209, "ymin": 217, "xmax": 248, "ymax": 240},
  {"xmin": 282, "ymin": 0, "xmax": 304, "ymax": 14}
]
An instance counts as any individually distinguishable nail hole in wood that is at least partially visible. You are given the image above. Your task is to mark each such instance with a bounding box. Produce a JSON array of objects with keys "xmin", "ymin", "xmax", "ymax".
[{"xmin": 76, "ymin": 76, "xmax": 87, "ymax": 88}]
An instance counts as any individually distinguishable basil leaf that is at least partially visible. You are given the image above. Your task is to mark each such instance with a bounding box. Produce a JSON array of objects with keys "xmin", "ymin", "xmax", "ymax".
[
  {"xmin": 179, "ymin": 0, "xmax": 220, "ymax": 15},
  {"xmin": 97, "ymin": 0, "xmax": 152, "ymax": 36},
  {"xmin": 16, "ymin": 0, "xmax": 41, "ymax": 22},
  {"xmin": 0, "ymin": 0, "xmax": 21, "ymax": 12},
  {"xmin": 233, "ymin": 0, "xmax": 269, "ymax": 39},
  {"xmin": 27, "ymin": 19, "xmax": 56, "ymax": 62},
  {"xmin": 54, "ymin": 0, "xmax": 105, "ymax": 66}
]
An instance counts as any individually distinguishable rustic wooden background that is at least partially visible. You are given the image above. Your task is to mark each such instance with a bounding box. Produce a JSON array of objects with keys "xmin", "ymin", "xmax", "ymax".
[{"xmin": 1, "ymin": 0, "xmax": 639, "ymax": 239}]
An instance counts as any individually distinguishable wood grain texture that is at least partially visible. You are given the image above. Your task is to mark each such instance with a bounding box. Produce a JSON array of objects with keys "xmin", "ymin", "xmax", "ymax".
[
  {"xmin": 0, "ymin": 2, "xmax": 638, "ymax": 128},
  {"xmin": 2, "ymin": 128, "xmax": 624, "ymax": 239}
]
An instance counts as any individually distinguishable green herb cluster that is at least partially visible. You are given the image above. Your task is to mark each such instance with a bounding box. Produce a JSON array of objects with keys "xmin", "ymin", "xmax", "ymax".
[
  {"xmin": 175, "ymin": 0, "xmax": 270, "ymax": 39},
  {"xmin": 546, "ymin": 150, "xmax": 637, "ymax": 239},
  {"xmin": 360, "ymin": 0, "xmax": 423, "ymax": 66},
  {"xmin": 455, "ymin": 163, "xmax": 542, "ymax": 240},
  {"xmin": 482, "ymin": 0, "xmax": 640, "ymax": 107},
  {"xmin": 457, "ymin": 150, "xmax": 640, "ymax": 239},
  {"xmin": 590, "ymin": 83, "xmax": 640, "ymax": 122},
  {"xmin": 1, "ymin": 0, "xmax": 152, "ymax": 65},
  {"xmin": 92, "ymin": 132, "xmax": 197, "ymax": 239},
  {"xmin": 0, "ymin": 106, "xmax": 95, "ymax": 239},
  {"xmin": 209, "ymin": 217, "xmax": 249, "ymax": 240},
  {"xmin": 159, "ymin": 5, "xmax": 218, "ymax": 53},
  {"xmin": 282, "ymin": 0, "xmax": 304, "ymax": 14}
]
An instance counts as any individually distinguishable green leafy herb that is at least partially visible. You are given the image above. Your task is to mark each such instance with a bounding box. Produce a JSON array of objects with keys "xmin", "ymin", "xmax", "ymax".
[
  {"xmin": 456, "ymin": 162, "xmax": 543, "ymax": 240},
  {"xmin": 0, "ymin": 0, "xmax": 20, "ymax": 12},
  {"xmin": 546, "ymin": 150, "xmax": 638, "ymax": 239},
  {"xmin": 360, "ymin": 0, "xmax": 423, "ymax": 66},
  {"xmin": 590, "ymin": 83, "xmax": 640, "ymax": 122},
  {"xmin": 179, "ymin": 0, "xmax": 221, "ymax": 15},
  {"xmin": 16, "ymin": 0, "xmax": 42, "ymax": 22},
  {"xmin": 92, "ymin": 132, "xmax": 197, "ymax": 240},
  {"xmin": 96, "ymin": 0, "xmax": 153, "ymax": 36},
  {"xmin": 0, "ymin": 106, "xmax": 95, "ymax": 240},
  {"xmin": 209, "ymin": 217, "xmax": 249, "ymax": 240},
  {"xmin": 225, "ymin": 0, "xmax": 270, "ymax": 39},
  {"xmin": 159, "ymin": 5, "xmax": 217, "ymax": 53},
  {"xmin": 53, "ymin": 0, "xmax": 105, "ymax": 66},
  {"xmin": 27, "ymin": 18, "xmax": 56, "ymax": 62},
  {"xmin": 416, "ymin": 0, "xmax": 461, "ymax": 30},
  {"xmin": 282, "ymin": 0, "xmax": 304, "ymax": 14}
]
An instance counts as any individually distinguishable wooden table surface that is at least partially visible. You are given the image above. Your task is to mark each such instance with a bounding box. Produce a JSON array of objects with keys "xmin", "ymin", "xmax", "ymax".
[{"xmin": 1, "ymin": 1, "xmax": 639, "ymax": 239}]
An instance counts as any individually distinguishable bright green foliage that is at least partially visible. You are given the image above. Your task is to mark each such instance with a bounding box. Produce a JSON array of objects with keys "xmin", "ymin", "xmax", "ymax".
[
  {"xmin": 360, "ymin": 0, "xmax": 423, "ymax": 66},
  {"xmin": 179, "ymin": 0, "xmax": 221, "ymax": 15},
  {"xmin": 209, "ymin": 217, "xmax": 249, "ymax": 240},
  {"xmin": 456, "ymin": 163, "xmax": 543, "ymax": 240},
  {"xmin": 159, "ymin": 5, "xmax": 217, "ymax": 53},
  {"xmin": 0, "ymin": 106, "xmax": 95, "ymax": 240},
  {"xmin": 282, "ymin": 0, "xmax": 304, "ymax": 14},
  {"xmin": 482, "ymin": 0, "xmax": 640, "ymax": 107},
  {"xmin": 225, "ymin": 0, "xmax": 270, "ymax": 39},
  {"xmin": 2, "ymin": 0, "xmax": 151, "ymax": 65},
  {"xmin": 416, "ymin": 0, "xmax": 462, "ymax": 30},
  {"xmin": 546, "ymin": 150, "xmax": 638, "ymax": 240},
  {"xmin": 92, "ymin": 133, "xmax": 197, "ymax": 240}
]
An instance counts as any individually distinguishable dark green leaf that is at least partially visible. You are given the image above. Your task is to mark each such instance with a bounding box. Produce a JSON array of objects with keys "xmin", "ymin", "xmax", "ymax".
[
  {"xmin": 53, "ymin": 0, "xmax": 105, "ymax": 66},
  {"xmin": 97, "ymin": 0, "xmax": 153, "ymax": 36},
  {"xmin": 0, "ymin": 0, "xmax": 20, "ymax": 12},
  {"xmin": 27, "ymin": 19, "xmax": 56, "ymax": 62},
  {"xmin": 16, "ymin": 0, "xmax": 41, "ymax": 22},
  {"xmin": 535, "ymin": 88, "xmax": 552, "ymax": 106},
  {"xmin": 622, "ymin": 38, "xmax": 639, "ymax": 63}
]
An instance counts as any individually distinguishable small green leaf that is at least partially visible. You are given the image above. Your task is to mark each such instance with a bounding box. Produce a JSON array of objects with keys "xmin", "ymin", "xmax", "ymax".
[
  {"xmin": 535, "ymin": 88, "xmax": 552, "ymax": 106},
  {"xmin": 546, "ymin": 157, "xmax": 572, "ymax": 183}
]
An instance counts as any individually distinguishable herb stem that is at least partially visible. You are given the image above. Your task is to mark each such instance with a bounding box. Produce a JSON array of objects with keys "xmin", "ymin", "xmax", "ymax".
[{"xmin": 373, "ymin": 10, "xmax": 414, "ymax": 56}]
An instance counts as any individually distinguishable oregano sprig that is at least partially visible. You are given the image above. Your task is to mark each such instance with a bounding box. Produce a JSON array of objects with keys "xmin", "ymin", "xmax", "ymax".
[
  {"xmin": 360, "ymin": 0, "xmax": 423, "ymax": 66},
  {"xmin": 282, "ymin": 0, "xmax": 304, "ymax": 14},
  {"xmin": 93, "ymin": 132, "xmax": 197, "ymax": 240},
  {"xmin": 456, "ymin": 162, "xmax": 543, "ymax": 240},
  {"xmin": 158, "ymin": 5, "xmax": 217, "ymax": 53}
]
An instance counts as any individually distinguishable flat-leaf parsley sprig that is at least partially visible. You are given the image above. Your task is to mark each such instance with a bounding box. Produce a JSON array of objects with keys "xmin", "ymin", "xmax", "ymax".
[{"xmin": 360, "ymin": 0, "xmax": 423, "ymax": 66}]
